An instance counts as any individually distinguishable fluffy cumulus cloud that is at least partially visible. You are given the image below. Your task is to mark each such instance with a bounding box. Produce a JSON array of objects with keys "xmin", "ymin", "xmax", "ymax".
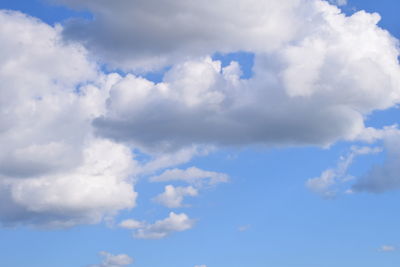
[
  {"xmin": 89, "ymin": 3, "xmax": 400, "ymax": 151},
  {"xmin": 0, "ymin": 10, "xmax": 140, "ymax": 227},
  {"xmin": 150, "ymin": 167, "xmax": 228, "ymax": 208},
  {"xmin": 153, "ymin": 185, "xmax": 198, "ymax": 208},
  {"xmin": 88, "ymin": 251, "xmax": 133, "ymax": 267},
  {"xmin": 0, "ymin": 139, "xmax": 138, "ymax": 228},
  {"xmin": 2, "ymin": 0, "xmax": 400, "ymax": 228},
  {"xmin": 120, "ymin": 212, "xmax": 195, "ymax": 239}
]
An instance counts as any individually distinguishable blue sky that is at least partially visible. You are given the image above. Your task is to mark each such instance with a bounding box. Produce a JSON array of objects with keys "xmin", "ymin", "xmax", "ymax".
[{"xmin": 0, "ymin": 0, "xmax": 400, "ymax": 267}]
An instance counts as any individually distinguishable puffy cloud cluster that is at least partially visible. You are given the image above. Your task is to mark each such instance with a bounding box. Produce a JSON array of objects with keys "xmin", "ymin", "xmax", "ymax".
[
  {"xmin": 0, "ymin": 10, "xmax": 140, "ymax": 227},
  {"xmin": 0, "ymin": 139, "xmax": 137, "ymax": 228},
  {"xmin": 151, "ymin": 167, "xmax": 228, "ymax": 208},
  {"xmin": 153, "ymin": 185, "xmax": 198, "ymax": 208},
  {"xmin": 88, "ymin": 251, "xmax": 133, "ymax": 267},
  {"xmin": 90, "ymin": 3, "xmax": 400, "ymax": 150},
  {"xmin": 2, "ymin": 0, "xmax": 400, "ymax": 228},
  {"xmin": 120, "ymin": 212, "xmax": 195, "ymax": 239}
]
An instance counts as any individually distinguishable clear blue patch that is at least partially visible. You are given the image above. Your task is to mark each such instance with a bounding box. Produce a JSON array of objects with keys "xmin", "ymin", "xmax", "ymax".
[
  {"xmin": 365, "ymin": 107, "xmax": 400, "ymax": 128},
  {"xmin": 142, "ymin": 66, "xmax": 172, "ymax": 84},
  {"xmin": 213, "ymin": 51, "xmax": 255, "ymax": 79}
]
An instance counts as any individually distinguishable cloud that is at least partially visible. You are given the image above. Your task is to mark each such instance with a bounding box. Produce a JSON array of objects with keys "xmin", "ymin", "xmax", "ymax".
[
  {"xmin": 0, "ymin": 10, "xmax": 211, "ymax": 228},
  {"xmin": 58, "ymin": 0, "xmax": 308, "ymax": 70},
  {"xmin": 3, "ymin": 0, "xmax": 400, "ymax": 228},
  {"xmin": 119, "ymin": 219, "xmax": 145, "ymax": 230},
  {"xmin": 151, "ymin": 167, "xmax": 227, "ymax": 208},
  {"xmin": 88, "ymin": 251, "xmax": 133, "ymax": 267},
  {"xmin": 90, "ymin": 4, "xmax": 400, "ymax": 151},
  {"xmin": 379, "ymin": 245, "xmax": 397, "ymax": 252},
  {"xmin": 150, "ymin": 167, "xmax": 229, "ymax": 187},
  {"xmin": 238, "ymin": 225, "xmax": 251, "ymax": 232},
  {"xmin": 0, "ymin": 139, "xmax": 137, "ymax": 228},
  {"xmin": 307, "ymin": 146, "xmax": 382, "ymax": 198},
  {"xmin": 153, "ymin": 185, "xmax": 198, "ymax": 208},
  {"xmin": 0, "ymin": 10, "xmax": 98, "ymax": 179},
  {"xmin": 353, "ymin": 129, "xmax": 400, "ymax": 193},
  {"xmin": 120, "ymin": 212, "xmax": 195, "ymax": 239},
  {"xmin": 140, "ymin": 147, "xmax": 212, "ymax": 174},
  {"xmin": 194, "ymin": 265, "xmax": 207, "ymax": 267},
  {"xmin": 308, "ymin": 126, "xmax": 400, "ymax": 196},
  {"xmin": 0, "ymin": 10, "xmax": 139, "ymax": 228}
]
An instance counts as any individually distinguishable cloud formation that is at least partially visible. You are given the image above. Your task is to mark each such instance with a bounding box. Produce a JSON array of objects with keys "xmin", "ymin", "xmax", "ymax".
[
  {"xmin": 353, "ymin": 129, "xmax": 400, "ymax": 193},
  {"xmin": 88, "ymin": 251, "xmax": 133, "ymax": 267},
  {"xmin": 2, "ymin": 0, "xmax": 400, "ymax": 228},
  {"xmin": 153, "ymin": 185, "xmax": 198, "ymax": 208},
  {"xmin": 59, "ymin": 0, "xmax": 308, "ymax": 70},
  {"xmin": 0, "ymin": 10, "xmax": 138, "ymax": 228},
  {"xmin": 89, "ymin": 2, "xmax": 400, "ymax": 151},
  {"xmin": 120, "ymin": 212, "xmax": 195, "ymax": 239},
  {"xmin": 307, "ymin": 146, "xmax": 382, "ymax": 198},
  {"xmin": 379, "ymin": 245, "xmax": 397, "ymax": 252},
  {"xmin": 150, "ymin": 167, "xmax": 229, "ymax": 187}
]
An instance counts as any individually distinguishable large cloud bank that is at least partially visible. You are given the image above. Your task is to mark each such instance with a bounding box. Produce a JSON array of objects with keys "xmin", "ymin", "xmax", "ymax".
[{"xmin": 1, "ymin": 0, "xmax": 400, "ymax": 227}]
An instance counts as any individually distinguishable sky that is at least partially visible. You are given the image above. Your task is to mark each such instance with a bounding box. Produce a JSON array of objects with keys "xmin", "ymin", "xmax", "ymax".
[{"xmin": 0, "ymin": 0, "xmax": 400, "ymax": 266}]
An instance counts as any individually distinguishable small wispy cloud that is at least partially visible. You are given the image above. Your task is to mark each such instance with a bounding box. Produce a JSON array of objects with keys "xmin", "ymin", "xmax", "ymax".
[
  {"xmin": 329, "ymin": 0, "xmax": 347, "ymax": 6},
  {"xmin": 238, "ymin": 225, "xmax": 251, "ymax": 232},
  {"xmin": 88, "ymin": 251, "xmax": 133, "ymax": 267},
  {"xmin": 120, "ymin": 212, "xmax": 195, "ymax": 239},
  {"xmin": 306, "ymin": 146, "xmax": 382, "ymax": 198},
  {"xmin": 379, "ymin": 245, "xmax": 397, "ymax": 252}
]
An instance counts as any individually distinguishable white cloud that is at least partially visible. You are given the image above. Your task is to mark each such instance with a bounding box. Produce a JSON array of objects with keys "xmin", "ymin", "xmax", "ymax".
[
  {"xmin": 3, "ymin": 0, "xmax": 400, "ymax": 228},
  {"xmin": 88, "ymin": 251, "xmax": 133, "ymax": 267},
  {"xmin": 0, "ymin": 10, "xmax": 140, "ymax": 228},
  {"xmin": 307, "ymin": 146, "xmax": 382, "ymax": 198},
  {"xmin": 150, "ymin": 167, "xmax": 229, "ymax": 187},
  {"xmin": 119, "ymin": 219, "xmax": 145, "ymax": 230},
  {"xmin": 0, "ymin": 138, "xmax": 137, "ymax": 228},
  {"xmin": 353, "ymin": 129, "xmax": 400, "ymax": 193},
  {"xmin": 59, "ymin": 0, "xmax": 308, "ymax": 70},
  {"xmin": 140, "ymin": 146, "xmax": 212, "ymax": 174},
  {"xmin": 91, "ymin": 4, "xmax": 400, "ymax": 151},
  {"xmin": 153, "ymin": 185, "xmax": 198, "ymax": 208},
  {"xmin": 194, "ymin": 265, "xmax": 207, "ymax": 267},
  {"xmin": 123, "ymin": 212, "xmax": 195, "ymax": 239}
]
